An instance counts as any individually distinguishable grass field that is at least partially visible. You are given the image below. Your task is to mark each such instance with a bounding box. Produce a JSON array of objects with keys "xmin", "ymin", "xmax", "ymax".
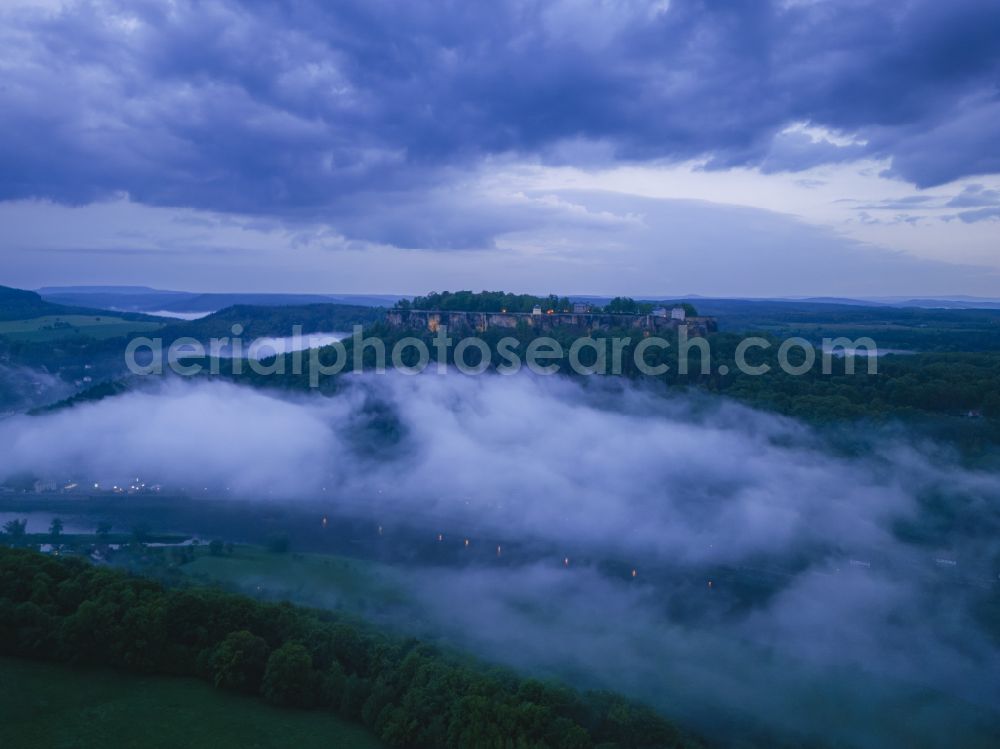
[
  {"xmin": 0, "ymin": 314, "xmax": 164, "ymax": 342},
  {"xmin": 0, "ymin": 656, "xmax": 384, "ymax": 749},
  {"xmin": 182, "ymin": 545, "xmax": 409, "ymax": 614}
]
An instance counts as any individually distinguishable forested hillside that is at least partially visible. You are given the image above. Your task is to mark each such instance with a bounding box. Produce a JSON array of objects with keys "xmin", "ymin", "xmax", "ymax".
[{"xmin": 0, "ymin": 548, "xmax": 699, "ymax": 749}]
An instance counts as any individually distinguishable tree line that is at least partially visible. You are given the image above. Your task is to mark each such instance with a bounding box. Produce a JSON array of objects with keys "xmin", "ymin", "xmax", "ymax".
[
  {"xmin": 401, "ymin": 291, "xmax": 574, "ymax": 314},
  {"xmin": 398, "ymin": 291, "xmax": 698, "ymax": 317}
]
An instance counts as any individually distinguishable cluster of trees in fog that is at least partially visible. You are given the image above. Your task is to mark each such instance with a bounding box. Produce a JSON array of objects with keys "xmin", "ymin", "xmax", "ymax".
[{"xmin": 0, "ymin": 548, "xmax": 700, "ymax": 749}]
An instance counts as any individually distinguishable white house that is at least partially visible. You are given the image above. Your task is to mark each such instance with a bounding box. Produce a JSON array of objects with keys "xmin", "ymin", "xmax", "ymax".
[{"xmin": 671, "ymin": 306, "xmax": 686, "ymax": 321}]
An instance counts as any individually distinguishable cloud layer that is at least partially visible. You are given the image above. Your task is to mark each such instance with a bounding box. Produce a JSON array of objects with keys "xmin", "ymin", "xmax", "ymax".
[
  {"xmin": 1, "ymin": 373, "xmax": 999, "ymax": 745},
  {"xmin": 2, "ymin": 0, "xmax": 999, "ymax": 243}
]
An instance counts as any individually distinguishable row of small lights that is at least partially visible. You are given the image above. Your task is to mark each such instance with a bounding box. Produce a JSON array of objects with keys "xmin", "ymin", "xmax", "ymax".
[
  {"xmin": 319, "ymin": 519, "xmax": 719, "ymax": 585},
  {"xmin": 77, "ymin": 487, "xmax": 706, "ymax": 588}
]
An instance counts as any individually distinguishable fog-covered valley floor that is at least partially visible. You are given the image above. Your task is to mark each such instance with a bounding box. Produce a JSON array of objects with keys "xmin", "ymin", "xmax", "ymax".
[{"xmin": 2, "ymin": 372, "xmax": 999, "ymax": 748}]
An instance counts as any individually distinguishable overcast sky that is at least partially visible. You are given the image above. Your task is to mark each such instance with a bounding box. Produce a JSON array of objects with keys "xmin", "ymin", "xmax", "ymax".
[{"xmin": 1, "ymin": 0, "xmax": 998, "ymax": 296}]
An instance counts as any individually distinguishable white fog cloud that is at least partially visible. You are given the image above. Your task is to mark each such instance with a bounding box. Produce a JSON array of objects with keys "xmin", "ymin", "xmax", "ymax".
[{"xmin": 1, "ymin": 373, "xmax": 998, "ymax": 747}]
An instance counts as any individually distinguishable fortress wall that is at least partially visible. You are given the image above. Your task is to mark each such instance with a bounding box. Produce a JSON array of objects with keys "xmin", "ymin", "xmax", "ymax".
[{"xmin": 385, "ymin": 310, "xmax": 718, "ymax": 336}]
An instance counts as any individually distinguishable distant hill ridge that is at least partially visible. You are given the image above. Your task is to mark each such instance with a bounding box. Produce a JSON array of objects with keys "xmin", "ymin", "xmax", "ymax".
[
  {"xmin": 0, "ymin": 285, "xmax": 161, "ymax": 322},
  {"xmin": 37, "ymin": 285, "xmax": 404, "ymax": 313},
  {"xmin": 36, "ymin": 285, "xmax": 1000, "ymax": 313},
  {"xmin": 0, "ymin": 285, "xmax": 93, "ymax": 321}
]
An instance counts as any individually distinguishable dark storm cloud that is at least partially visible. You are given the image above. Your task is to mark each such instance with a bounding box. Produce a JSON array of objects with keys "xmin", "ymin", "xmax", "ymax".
[{"xmin": 1, "ymin": 0, "xmax": 999, "ymax": 245}]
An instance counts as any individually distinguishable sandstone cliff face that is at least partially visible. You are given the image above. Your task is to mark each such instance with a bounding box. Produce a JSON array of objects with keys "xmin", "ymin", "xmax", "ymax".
[{"xmin": 385, "ymin": 309, "xmax": 718, "ymax": 336}]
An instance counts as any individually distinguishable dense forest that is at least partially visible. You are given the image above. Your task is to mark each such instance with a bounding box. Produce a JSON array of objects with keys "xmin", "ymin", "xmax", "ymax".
[
  {"xmin": 0, "ymin": 548, "xmax": 700, "ymax": 749},
  {"xmin": 695, "ymin": 298, "xmax": 1000, "ymax": 352}
]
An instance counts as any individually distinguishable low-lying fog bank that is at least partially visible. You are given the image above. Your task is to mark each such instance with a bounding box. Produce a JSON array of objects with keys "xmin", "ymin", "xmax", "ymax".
[
  {"xmin": 0, "ymin": 363, "xmax": 75, "ymax": 416},
  {"xmin": 1, "ymin": 373, "xmax": 998, "ymax": 747},
  {"xmin": 211, "ymin": 331, "xmax": 349, "ymax": 359}
]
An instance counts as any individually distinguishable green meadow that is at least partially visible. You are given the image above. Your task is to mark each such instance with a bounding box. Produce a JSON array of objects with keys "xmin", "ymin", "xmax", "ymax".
[
  {"xmin": 0, "ymin": 656, "xmax": 384, "ymax": 749},
  {"xmin": 182, "ymin": 544, "xmax": 410, "ymax": 613},
  {"xmin": 0, "ymin": 314, "xmax": 164, "ymax": 342}
]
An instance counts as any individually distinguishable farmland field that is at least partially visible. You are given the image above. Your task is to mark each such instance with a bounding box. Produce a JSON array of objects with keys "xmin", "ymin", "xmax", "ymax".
[
  {"xmin": 0, "ymin": 656, "xmax": 384, "ymax": 749},
  {"xmin": 182, "ymin": 544, "xmax": 409, "ymax": 613},
  {"xmin": 0, "ymin": 314, "xmax": 165, "ymax": 341}
]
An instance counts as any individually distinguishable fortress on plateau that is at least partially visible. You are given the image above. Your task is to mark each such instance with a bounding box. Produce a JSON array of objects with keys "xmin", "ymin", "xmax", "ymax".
[{"xmin": 385, "ymin": 305, "xmax": 718, "ymax": 337}]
